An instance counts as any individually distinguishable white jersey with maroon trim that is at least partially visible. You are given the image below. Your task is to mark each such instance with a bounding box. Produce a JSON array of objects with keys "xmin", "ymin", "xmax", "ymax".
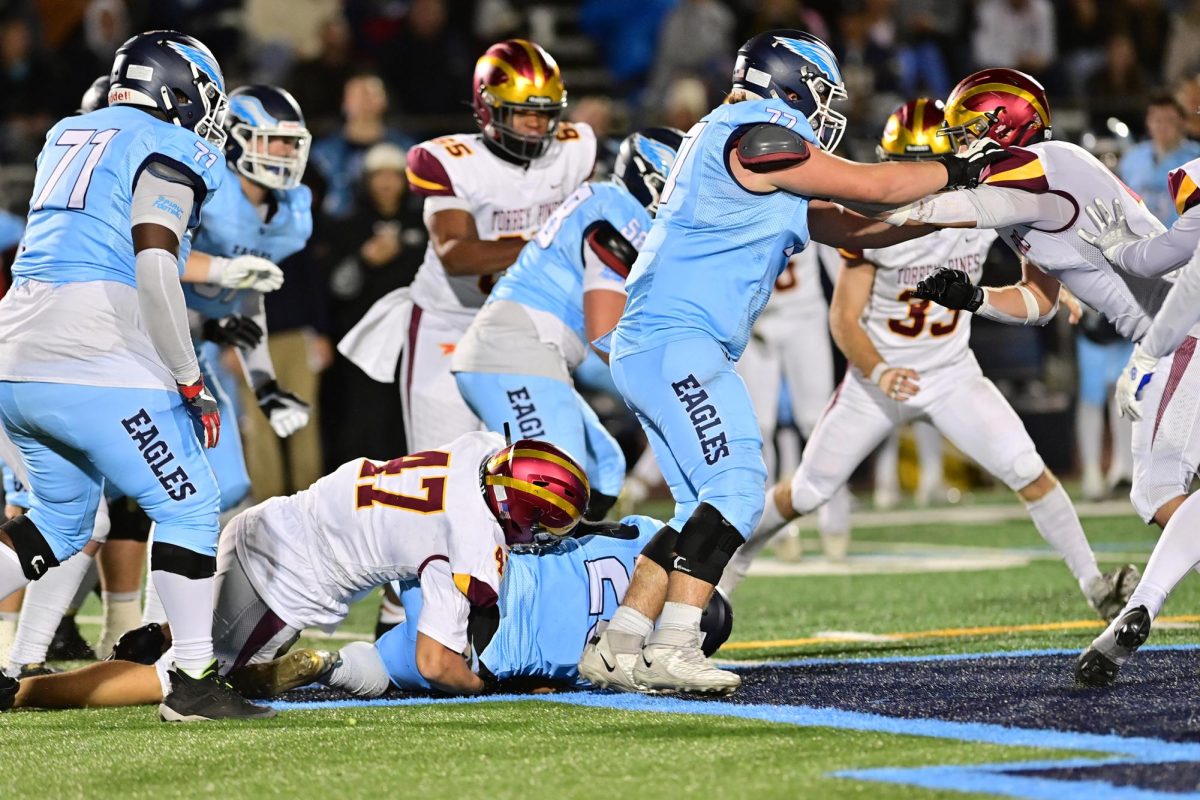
[
  {"xmin": 236, "ymin": 431, "xmax": 508, "ymax": 634},
  {"xmin": 406, "ymin": 123, "xmax": 597, "ymax": 324},
  {"xmin": 853, "ymin": 228, "xmax": 997, "ymax": 375},
  {"xmin": 976, "ymin": 141, "xmax": 1169, "ymax": 341}
]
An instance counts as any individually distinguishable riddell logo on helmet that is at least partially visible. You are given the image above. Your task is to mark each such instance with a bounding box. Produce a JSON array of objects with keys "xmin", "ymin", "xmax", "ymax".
[{"xmin": 108, "ymin": 89, "xmax": 135, "ymax": 104}]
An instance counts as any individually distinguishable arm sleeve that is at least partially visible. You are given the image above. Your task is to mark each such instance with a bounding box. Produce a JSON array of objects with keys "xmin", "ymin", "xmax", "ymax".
[
  {"xmin": 135, "ymin": 248, "xmax": 201, "ymax": 385},
  {"xmin": 236, "ymin": 292, "xmax": 276, "ymax": 389},
  {"xmin": 130, "ymin": 162, "xmax": 198, "ymax": 243},
  {"xmin": 416, "ymin": 558, "xmax": 471, "ymax": 653},
  {"xmin": 1140, "ymin": 245, "xmax": 1200, "ymax": 358},
  {"xmin": 1112, "ymin": 209, "xmax": 1200, "ymax": 278},
  {"xmin": 906, "ymin": 185, "xmax": 1073, "ymax": 229}
]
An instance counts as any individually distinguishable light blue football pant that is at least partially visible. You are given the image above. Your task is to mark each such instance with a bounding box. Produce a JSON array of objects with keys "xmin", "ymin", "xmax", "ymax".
[
  {"xmin": 0, "ymin": 380, "xmax": 221, "ymax": 561},
  {"xmin": 610, "ymin": 336, "xmax": 767, "ymax": 539},
  {"xmin": 1076, "ymin": 335, "xmax": 1134, "ymax": 407},
  {"xmin": 375, "ymin": 580, "xmax": 431, "ymax": 690},
  {"xmin": 454, "ymin": 371, "xmax": 626, "ymax": 498},
  {"xmin": 198, "ymin": 347, "xmax": 251, "ymax": 511}
]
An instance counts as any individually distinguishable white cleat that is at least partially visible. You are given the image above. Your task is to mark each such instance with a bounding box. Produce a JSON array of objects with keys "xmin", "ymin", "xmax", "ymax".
[
  {"xmin": 633, "ymin": 642, "xmax": 741, "ymax": 695},
  {"xmin": 578, "ymin": 629, "xmax": 645, "ymax": 692}
]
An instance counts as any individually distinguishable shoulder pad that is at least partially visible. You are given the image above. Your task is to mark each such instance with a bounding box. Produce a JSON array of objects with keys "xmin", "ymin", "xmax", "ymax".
[
  {"xmin": 583, "ymin": 219, "xmax": 637, "ymax": 278},
  {"xmin": 406, "ymin": 144, "xmax": 456, "ymax": 197},
  {"xmin": 979, "ymin": 146, "xmax": 1048, "ymax": 192},
  {"xmin": 735, "ymin": 123, "xmax": 810, "ymax": 173},
  {"xmin": 1168, "ymin": 165, "xmax": 1200, "ymax": 217}
]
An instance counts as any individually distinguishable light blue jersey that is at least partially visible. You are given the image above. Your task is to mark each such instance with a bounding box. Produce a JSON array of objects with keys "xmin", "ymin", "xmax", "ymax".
[
  {"xmin": 616, "ymin": 98, "xmax": 816, "ymax": 361},
  {"xmin": 376, "ymin": 515, "xmax": 658, "ymax": 689},
  {"xmin": 14, "ymin": 105, "xmax": 224, "ymax": 287},
  {"xmin": 183, "ymin": 172, "xmax": 312, "ymax": 317},
  {"xmin": 489, "ymin": 181, "xmax": 650, "ymax": 343}
]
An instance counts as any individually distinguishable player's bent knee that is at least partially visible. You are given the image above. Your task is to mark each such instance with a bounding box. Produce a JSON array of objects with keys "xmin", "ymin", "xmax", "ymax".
[
  {"xmin": 150, "ymin": 541, "xmax": 216, "ymax": 579},
  {"xmin": 332, "ymin": 641, "xmax": 393, "ymax": 697},
  {"xmin": 790, "ymin": 470, "xmax": 832, "ymax": 516},
  {"xmin": 1010, "ymin": 452, "xmax": 1046, "ymax": 492},
  {"xmin": 2, "ymin": 515, "xmax": 60, "ymax": 580},
  {"xmin": 672, "ymin": 503, "xmax": 744, "ymax": 585},
  {"xmin": 640, "ymin": 524, "xmax": 680, "ymax": 573}
]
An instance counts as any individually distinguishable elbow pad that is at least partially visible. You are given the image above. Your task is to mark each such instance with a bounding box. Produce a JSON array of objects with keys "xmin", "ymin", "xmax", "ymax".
[
  {"xmin": 582, "ymin": 220, "xmax": 637, "ymax": 278},
  {"xmin": 734, "ymin": 124, "xmax": 810, "ymax": 173}
]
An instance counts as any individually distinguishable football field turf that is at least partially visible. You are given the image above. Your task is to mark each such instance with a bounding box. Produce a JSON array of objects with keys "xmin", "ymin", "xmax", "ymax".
[{"xmin": 4, "ymin": 500, "xmax": 1198, "ymax": 799}]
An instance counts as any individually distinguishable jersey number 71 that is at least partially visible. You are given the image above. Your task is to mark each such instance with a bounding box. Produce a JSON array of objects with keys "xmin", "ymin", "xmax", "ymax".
[{"xmin": 32, "ymin": 129, "xmax": 119, "ymax": 211}]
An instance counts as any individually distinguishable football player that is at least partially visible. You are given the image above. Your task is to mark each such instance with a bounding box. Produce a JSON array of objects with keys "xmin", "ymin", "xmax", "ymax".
[
  {"xmin": 719, "ymin": 98, "xmax": 1136, "ymax": 620},
  {"xmin": 342, "ymin": 39, "xmax": 596, "ymax": 453},
  {"xmin": 734, "ymin": 244, "xmax": 852, "ymax": 558},
  {"xmin": 1060, "ymin": 115, "xmax": 1200, "ymax": 684},
  {"xmin": 0, "ymin": 31, "xmax": 275, "ymax": 721},
  {"xmin": 862, "ymin": 70, "xmax": 1182, "ymax": 684},
  {"xmin": 451, "ymin": 128, "xmax": 682, "ymax": 520},
  {"xmin": 6, "ymin": 433, "xmax": 590, "ymax": 709},
  {"xmin": 577, "ymin": 30, "xmax": 1006, "ymax": 695}
]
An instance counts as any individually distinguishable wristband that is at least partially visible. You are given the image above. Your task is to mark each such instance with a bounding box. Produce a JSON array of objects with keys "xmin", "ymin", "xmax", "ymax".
[{"xmin": 869, "ymin": 363, "xmax": 889, "ymax": 385}]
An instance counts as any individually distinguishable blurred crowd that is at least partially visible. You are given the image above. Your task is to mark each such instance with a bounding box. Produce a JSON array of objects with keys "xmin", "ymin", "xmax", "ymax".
[{"xmin": 1, "ymin": 0, "xmax": 1198, "ymax": 502}]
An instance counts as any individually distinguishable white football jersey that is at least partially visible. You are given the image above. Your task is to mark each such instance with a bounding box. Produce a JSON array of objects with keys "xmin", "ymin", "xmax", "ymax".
[
  {"xmin": 852, "ymin": 228, "xmax": 997, "ymax": 374},
  {"xmin": 236, "ymin": 431, "xmax": 508, "ymax": 632},
  {"xmin": 759, "ymin": 244, "xmax": 834, "ymax": 319},
  {"xmin": 406, "ymin": 124, "xmax": 597, "ymax": 324},
  {"xmin": 978, "ymin": 140, "xmax": 1169, "ymax": 341}
]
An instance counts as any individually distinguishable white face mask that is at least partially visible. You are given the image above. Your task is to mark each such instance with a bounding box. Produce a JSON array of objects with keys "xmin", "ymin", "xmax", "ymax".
[{"xmin": 232, "ymin": 122, "xmax": 312, "ymax": 190}]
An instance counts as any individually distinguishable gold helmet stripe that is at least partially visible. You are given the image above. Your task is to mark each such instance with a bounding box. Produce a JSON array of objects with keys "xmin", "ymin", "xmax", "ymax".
[
  {"xmin": 952, "ymin": 81, "xmax": 1048, "ymax": 126},
  {"xmin": 510, "ymin": 448, "xmax": 588, "ymax": 486},
  {"xmin": 487, "ymin": 475, "xmax": 582, "ymax": 531}
]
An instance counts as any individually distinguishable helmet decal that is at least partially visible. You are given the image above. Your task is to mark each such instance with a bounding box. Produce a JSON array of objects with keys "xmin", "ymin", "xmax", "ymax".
[
  {"xmin": 771, "ymin": 36, "xmax": 842, "ymax": 84},
  {"xmin": 632, "ymin": 134, "xmax": 676, "ymax": 176},
  {"xmin": 165, "ymin": 39, "xmax": 224, "ymax": 92},
  {"xmin": 229, "ymin": 95, "xmax": 280, "ymax": 128}
]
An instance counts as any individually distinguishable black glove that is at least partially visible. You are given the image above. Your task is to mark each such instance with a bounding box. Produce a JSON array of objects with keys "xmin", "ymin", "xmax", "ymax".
[
  {"xmin": 202, "ymin": 315, "xmax": 264, "ymax": 349},
  {"xmin": 912, "ymin": 268, "xmax": 984, "ymax": 311},
  {"xmin": 939, "ymin": 137, "xmax": 1007, "ymax": 190},
  {"xmin": 255, "ymin": 379, "xmax": 311, "ymax": 437}
]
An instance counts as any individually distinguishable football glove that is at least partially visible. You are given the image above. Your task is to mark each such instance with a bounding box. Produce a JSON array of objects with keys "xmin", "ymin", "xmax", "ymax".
[
  {"xmin": 1114, "ymin": 344, "xmax": 1158, "ymax": 421},
  {"xmin": 215, "ymin": 255, "xmax": 284, "ymax": 293},
  {"xmin": 912, "ymin": 268, "xmax": 984, "ymax": 311},
  {"xmin": 178, "ymin": 378, "xmax": 220, "ymax": 448},
  {"xmin": 939, "ymin": 137, "xmax": 1007, "ymax": 189},
  {"xmin": 255, "ymin": 380, "xmax": 311, "ymax": 438},
  {"xmin": 1078, "ymin": 198, "xmax": 1146, "ymax": 263},
  {"xmin": 201, "ymin": 315, "xmax": 264, "ymax": 349}
]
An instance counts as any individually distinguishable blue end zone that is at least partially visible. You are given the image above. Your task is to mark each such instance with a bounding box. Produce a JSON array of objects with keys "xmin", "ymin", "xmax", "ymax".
[{"xmin": 272, "ymin": 646, "xmax": 1200, "ymax": 797}]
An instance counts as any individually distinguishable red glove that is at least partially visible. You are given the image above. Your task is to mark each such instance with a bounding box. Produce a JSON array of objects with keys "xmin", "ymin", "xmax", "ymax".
[{"xmin": 178, "ymin": 378, "xmax": 221, "ymax": 448}]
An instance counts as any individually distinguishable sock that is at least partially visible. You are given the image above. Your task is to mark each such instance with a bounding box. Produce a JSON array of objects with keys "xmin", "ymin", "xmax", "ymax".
[
  {"xmin": 141, "ymin": 532, "xmax": 166, "ymax": 624},
  {"xmin": 98, "ymin": 590, "xmax": 143, "ymax": 657},
  {"xmin": 1126, "ymin": 492, "xmax": 1200, "ymax": 619},
  {"xmin": 69, "ymin": 558, "xmax": 99, "ymax": 611},
  {"xmin": 8, "ymin": 549, "xmax": 93, "ymax": 669},
  {"xmin": 914, "ymin": 422, "xmax": 944, "ymax": 495},
  {"xmin": 325, "ymin": 641, "xmax": 392, "ymax": 696},
  {"xmin": 0, "ymin": 544, "xmax": 27, "ymax": 598},
  {"xmin": 873, "ymin": 433, "xmax": 900, "ymax": 504},
  {"xmin": 1024, "ymin": 483, "xmax": 1101, "ymax": 589},
  {"xmin": 1076, "ymin": 403, "xmax": 1104, "ymax": 479},
  {"xmin": 605, "ymin": 606, "xmax": 653, "ymax": 640},
  {"xmin": 151, "ymin": 570, "xmax": 214, "ymax": 676},
  {"xmin": 648, "ymin": 601, "xmax": 703, "ymax": 648},
  {"xmin": 818, "ymin": 486, "xmax": 852, "ymax": 538},
  {"xmin": 0, "ymin": 612, "xmax": 17, "ymax": 664},
  {"xmin": 378, "ymin": 594, "xmax": 405, "ymax": 626},
  {"xmin": 1108, "ymin": 403, "xmax": 1134, "ymax": 484}
]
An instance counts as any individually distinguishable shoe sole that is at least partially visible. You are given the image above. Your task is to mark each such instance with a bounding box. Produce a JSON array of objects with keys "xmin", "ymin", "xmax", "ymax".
[
  {"xmin": 159, "ymin": 703, "xmax": 278, "ymax": 722},
  {"xmin": 1075, "ymin": 608, "xmax": 1151, "ymax": 687},
  {"xmin": 578, "ymin": 656, "xmax": 646, "ymax": 693}
]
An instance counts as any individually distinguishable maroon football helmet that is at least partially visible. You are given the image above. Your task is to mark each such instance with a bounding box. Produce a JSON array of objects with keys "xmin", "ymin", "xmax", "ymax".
[
  {"xmin": 481, "ymin": 439, "xmax": 589, "ymax": 547},
  {"xmin": 941, "ymin": 67, "xmax": 1051, "ymax": 150},
  {"xmin": 471, "ymin": 39, "xmax": 566, "ymax": 162}
]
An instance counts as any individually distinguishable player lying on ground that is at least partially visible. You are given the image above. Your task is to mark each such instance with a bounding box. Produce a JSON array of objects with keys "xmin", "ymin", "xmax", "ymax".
[
  {"xmin": 720, "ymin": 97, "xmax": 1137, "ymax": 620},
  {"xmin": 2, "ymin": 431, "xmax": 588, "ymax": 709},
  {"xmin": 579, "ymin": 29, "xmax": 1007, "ymax": 696},
  {"xmin": 452, "ymin": 127, "xmax": 683, "ymax": 520}
]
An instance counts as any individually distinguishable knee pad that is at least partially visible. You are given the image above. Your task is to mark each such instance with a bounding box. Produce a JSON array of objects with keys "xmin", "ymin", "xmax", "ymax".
[
  {"xmin": 150, "ymin": 541, "xmax": 216, "ymax": 580},
  {"xmin": 1010, "ymin": 451, "xmax": 1046, "ymax": 490},
  {"xmin": 584, "ymin": 491, "xmax": 617, "ymax": 522},
  {"xmin": 107, "ymin": 499, "xmax": 152, "ymax": 542},
  {"xmin": 672, "ymin": 503, "xmax": 744, "ymax": 585},
  {"xmin": 640, "ymin": 524, "xmax": 680, "ymax": 573},
  {"xmin": 3, "ymin": 515, "xmax": 60, "ymax": 580}
]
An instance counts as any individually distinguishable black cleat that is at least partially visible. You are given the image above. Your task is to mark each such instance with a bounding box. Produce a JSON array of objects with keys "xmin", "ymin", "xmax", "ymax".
[
  {"xmin": 47, "ymin": 615, "xmax": 96, "ymax": 661},
  {"xmin": 159, "ymin": 662, "xmax": 278, "ymax": 722},
  {"xmin": 0, "ymin": 672, "xmax": 16, "ymax": 712},
  {"xmin": 1075, "ymin": 605, "xmax": 1152, "ymax": 687},
  {"xmin": 17, "ymin": 662, "xmax": 58, "ymax": 678},
  {"xmin": 106, "ymin": 623, "xmax": 167, "ymax": 664}
]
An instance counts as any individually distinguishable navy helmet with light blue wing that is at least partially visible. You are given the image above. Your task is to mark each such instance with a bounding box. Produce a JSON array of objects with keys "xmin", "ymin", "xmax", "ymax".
[
  {"xmin": 225, "ymin": 85, "xmax": 312, "ymax": 190},
  {"xmin": 731, "ymin": 30, "xmax": 848, "ymax": 152},
  {"xmin": 107, "ymin": 30, "xmax": 229, "ymax": 149},
  {"xmin": 612, "ymin": 127, "xmax": 684, "ymax": 217}
]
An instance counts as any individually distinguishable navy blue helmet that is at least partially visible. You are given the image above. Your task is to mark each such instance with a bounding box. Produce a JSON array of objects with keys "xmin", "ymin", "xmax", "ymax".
[
  {"xmin": 226, "ymin": 85, "xmax": 312, "ymax": 190},
  {"xmin": 613, "ymin": 127, "xmax": 683, "ymax": 217},
  {"xmin": 79, "ymin": 74, "xmax": 110, "ymax": 114},
  {"xmin": 731, "ymin": 30, "xmax": 848, "ymax": 152},
  {"xmin": 108, "ymin": 30, "xmax": 229, "ymax": 148},
  {"xmin": 700, "ymin": 587, "xmax": 733, "ymax": 657}
]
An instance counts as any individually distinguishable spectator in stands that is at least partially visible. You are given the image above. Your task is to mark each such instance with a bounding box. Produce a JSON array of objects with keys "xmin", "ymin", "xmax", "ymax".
[
  {"xmin": 660, "ymin": 76, "xmax": 709, "ymax": 132},
  {"xmin": 735, "ymin": 0, "xmax": 830, "ymax": 47},
  {"xmin": 894, "ymin": 0, "xmax": 958, "ymax": 97},
  {"xmin": 380, "ymin": 0, "xmax": 472, "ymax": 117},
  {"xmin": 569, "ymin": 96, "xmax": 619, "ymax": 175},
  {"xmin": 310, "ymin": 74, "xmax": 410, "ymax": 220},
  {"xmin": 320, "ymin": 144, "xmax": 424, "ymax": 467},
  {"xmin": 579, "ymin": 0, "xmax": 676, "ymax": 97},
  {"xmin": 245, "ymin": 0, "xmax": 340, "ymax": 81},
  {"xmin": 643, "ymin": 0, "xmax": 735, "ymax": 117},
  {"xmin": 1177, "ymin": 77, "xmax": 1200, "ymax": 140},
  {"xmin": 1083, "ymin": 34, "xmax": 1150, "ymax": 132},
  {"xmin": 1118, "ymin": 94, "xmax": 1200, "ymax": 224},
  {"xmin": 0, "ymin": 15, "xmax": 59, "ymax": 160},
  {"xmin": 287, "ymin": 15, "xmax": 359, "ymax": 138},
  {"xmin": 970, "ymin": 0, "xmax": 1056, "ymax": 82},
  {"xmin": 1164, "ymin": 0, "xmax": 1200, "ymax": 87}
]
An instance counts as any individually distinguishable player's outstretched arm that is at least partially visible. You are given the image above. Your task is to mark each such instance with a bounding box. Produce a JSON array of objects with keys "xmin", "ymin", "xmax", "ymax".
[
  {"xmin": 429, "ymin": 209, "xmax": 527, "ymax": 276},
  {"xmin": 182, "ymin": 250, "xmax": 285, "ymax": 293},
  {"xmin": 829, "ymin": 256, "xmax": 918, "ymax": 401},
  {"xmin": 808, "ymin": 200, "xmax": 937, "ymax": 250},
  {"xmin": 882, "ymin": 185, "xmax": 1074, "ymax": 232},
  {"xmin": 1077, "ymin": 197, "xmax": 1179, "ymax": 277},
  {"xmin": 912, "ymin": 260, "xmax": 1060, "ymax": 326}
]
